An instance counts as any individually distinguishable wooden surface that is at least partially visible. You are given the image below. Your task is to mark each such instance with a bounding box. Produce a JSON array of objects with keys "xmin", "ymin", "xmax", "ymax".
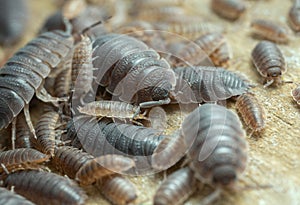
[{"xmin": 1, "ymin": 0, "xmax": 300, "ymax": 205}]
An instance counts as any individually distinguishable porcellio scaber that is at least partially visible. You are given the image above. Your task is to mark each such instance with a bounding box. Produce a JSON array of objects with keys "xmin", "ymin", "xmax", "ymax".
[
  {"xmin": 211, "ymin": 0, "xmax": 246, "ymax": 20},
  {"xmin": 0, "ymin": 187, "xmax": 35, "ymax": 205}
]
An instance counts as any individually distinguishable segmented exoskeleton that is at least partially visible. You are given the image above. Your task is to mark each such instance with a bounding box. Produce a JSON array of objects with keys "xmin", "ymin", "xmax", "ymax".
[{"xmin": 0, "ymin": 187, "xmax": 35, "ymax": 205}]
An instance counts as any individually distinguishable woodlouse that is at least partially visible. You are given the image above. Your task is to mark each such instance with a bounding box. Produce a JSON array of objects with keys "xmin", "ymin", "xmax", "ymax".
[
  {"xmin": 251, "ymin": 40, "xmax": 286, "ymax": 87},
  {"xmin": 291, "ymin": 85, "xmax": 300, "ymax": 104},
  {"xmin": 0, "ymin": 148, "xmax": 50, "ymax": 174},
  {"xmin": 92, "ymin": 34, "xmax": 176, "ymax": 108},
  {"xmin": 15, "ymin": 113, "xmax": 34, "ymax": 149},
  {"xmin": 0, "ymin": 187, "xmax": 35, "ymax": 205},
  {"xmin": 288, "ymin": 1, "xmax": 300, "ymax": 32},
  {"xmin": 147, "ymin": 106, "xmax": 167, "ymax": 132},
  {"xmin": 153, "ymin": 167, "xmax": 197, "ymax": 205},
  {"xmin": 54, "ymin": 60, "xmax": 72, "ymax": 99},
  {"xmin": 173, "ymin": 66, "xmax": 252, "ymax": 103},
  {"xmin": 211, "ymin": 0, "xmax": 246, "ymax": 20},
  {"xmin": 0, "ymin": 26, "xmax": 74, "ymax": 134},
  {"xmin": 236, "ymin": 93, "xmax": 266, "ymax": 132},
  {"xmin": 181, "ymin": 104, "xmax": 247, "ymax": 189},
  {"xmin": 96, "ymin": 176, "xmax": 138, "ymax": 205},
  {"xmin": 250, "ymin": 19, "xmax": 291, "ymax": 43},
  {"xmin": 35, "ymin": 111, "xmax": 60, "ymax": 156},
  {"xmin": 4, "ymin": 170, "xmax": 87, "ymax": 205},
  {"xmin": 0, "ymin": 0, "xmax": 28, "ymax": 45},
  {"xmin": 75, "ymin": 154, "xmax": 135, "ymax": 185}
]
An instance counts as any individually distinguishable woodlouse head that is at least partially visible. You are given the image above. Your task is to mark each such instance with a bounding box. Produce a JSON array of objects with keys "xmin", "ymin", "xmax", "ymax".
[{"xmin": 266, "ymin": 67, "xmax": 282, "ymax": 78}]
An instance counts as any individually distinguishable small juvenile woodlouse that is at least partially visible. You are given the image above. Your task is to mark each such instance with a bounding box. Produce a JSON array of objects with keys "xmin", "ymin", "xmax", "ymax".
[
  {"xmin": 236, "ymin": 93, "xmax": 266, "ymax": 133},
  {"xmin": 15, "ymin": 113, "xmax": 34, "ymax": 149},
  {"xmin": 288, "ymin": 1, "xmax": 300, "ymax": 32},
  {"xmin": 75, "ymin": 154, "xmax": 135, "ymax": 186},
  {"xmin": 173, "ymin": 66, "xmax": 252, "ymax": 103},
  {"xmin": 0, "ymin": 187, "xmax": 35, "ymax": 205},
  {"xmin": 250, "ymin": 19, "xmax": 291, "ymax": 43},
  {"xmin": 211, "ymin": 0, "xmax": 246, "ymax": 21},
  {"xmin": 147, "ymin": 106, "xmax": 167, "ymax": 132},
  {"xmin": 291, "ymin": 85, "xmax": 300, "ymax": 104},
  {"xmin": 35, "ymin": 111, "xmax": 60, "ymax": 156},
  {"xmin": 4, "ymin": 170, "xmax": 87, "ymax": 205},
  {"xmin": 54, "ymin": 61, "xmax": 72, "ymax": 99},
  {"xmin": 96, "ymin": 176, "xmax": 138, "ymax": 205},
  {"xmin": 251, "ymin": 40, "xmax": 286, "ymax": 87},
  {"xmin": 153, "ymin": 167, "xmax": 197, "ymax": 205},
  {"xmin": 0, "ymin": 148, "xmax": 50, "ymax": 175}
]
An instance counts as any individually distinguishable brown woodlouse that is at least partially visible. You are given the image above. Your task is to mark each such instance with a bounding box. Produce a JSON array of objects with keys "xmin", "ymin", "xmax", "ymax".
[
  {"xmin": 288, "ymin": 1, "xmax": 300, "ymax": 32},
  {"xmin": 153, "ymin": 167, "xmax": 197, "ymax": 205},
  {"xmin": 92, "ymin": 34, "xmax": 176, "ymax": 108},
  {"xmin": 54, "ymin": 60, "xmax": 72, "ymax": 99},
  {"xmin": 250, "ymin": 19, "xmax": 291, "ymax": 43},
  {"xmin": 173, "ymin": 66, "xmax": 252, "ymax": 103},
  {"xmin": 0, "ymin": 148, "xmax": 50, "ymax": 175},
  {"xmin": 181, "ymin": 104, "xmax": 247, "ymax": 190},
  {"xmin": 52, "ymin": 146, "xmax": 94, "ymax": 179},
  {"xmin": 75, "ymin": 154, "xmax": 135, "ymax": 185},
  {"xmin": 0, "ymin": 24, "xmax": 74, "ymax": 134},
  {"xmin": 291, "ymin": 85, "xmax": 300, "ymax": 104},
  {"xmin": 236, "ymin": 93, "xmax": 266, "ymax": 133},
  {"xmin": 96, "ymin": 176, "xmax": 138, "ymax": 205},
  {"xmin": 35, "ymin": 111, "xmax": 60, "ymax": 156},
  {"xmin": 15, "ymin": 113, "xmax": 34, "ymax": 149},
  {"xmin": 251, "ymin": 40, "xmax": 286, "ymax": 87},
  {"xmin": 3, "ymin": 170, "xmax": 87, "ymax": 205},
  {"xmin": 0, "ymin": 0, "xmax": 28, "ymax": 45},
  {"xmin": 211, "ymin": 0, "xmax": 246, "ymax": 21},
  {"xmin": 0, "ymin": 187, "xmax": 35, "ymax": 205}
]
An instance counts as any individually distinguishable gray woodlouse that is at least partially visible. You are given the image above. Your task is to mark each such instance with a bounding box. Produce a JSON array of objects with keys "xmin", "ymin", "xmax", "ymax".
[
  {"xmin": 92, "ymin": 34, "xmax": 176, "ymax": 108},
  {"xmin": 251, "ymin": 40, "xmax": 286, "ymax": 87},
  {"xmin": 0, "ymin": 26, "xmax": 74, "ymax": 134},
  {"xmin": 211, "ymin": 0, "xmax": 246, "ymax": 20},
  {"xmin": 75, "ymin": 154, "xmax": 135, "ymax": 185},
  {"xmin": 181, "ymin": 104, "xmax": 247, "ymax": 189},
  {"xmin": 96, "ymin": 176, "xmax": 138, "ymax": 205},
  {"xmin": 288, "ymin": 1, "xmax": 300, "ymax": 32},
  {"xmin": 250, "ymin": 19, "xmax": 291, "ymax": 43},
  {"xmin": 0, "ymin": 148, "xmax": 50, "ymax": 174},
  {"xmin": 52, "ymin": 146, "xmax": 94, "ymax": 179},
  {"xmin": 0, "ymin": 187, "xmax": 35, "ymax": 205},
  {"xmin": 4, "ymin": 170, "xmax": 87, "ymax": 205},
  {"xmin": 291, "ymin": 85, "xmax": 300, "ymax": 104},
  {"xmin": 0, "ymin": 0, "xmax": 28, "ymax": 45},
  {"xmin": 35, "ymin": 111, "xmax": 60, "ymax": 156},
  {"xmin": 173, "ymin": 66, "xmax": 252, "ymax": 103},
  {"xmin": 236, "ymin": 93, "xmax": 266, "ymax": 132},
  {"xmin": 54, "ymin": 60, "xmax": 72, "ymax": 98},
  {"xmin": 153, "ymin": 167, "xmax": 197, "ymax": 205}
]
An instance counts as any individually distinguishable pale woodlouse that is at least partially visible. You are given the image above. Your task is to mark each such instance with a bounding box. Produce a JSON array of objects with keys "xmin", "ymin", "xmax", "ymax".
[
  {"xmin": 4, "ymin": 170, "xmax": 87, "ymax": 205},
  {"xmin": 250, "ymin": 19, "xmax": 291, "ymax": 43},
  {"xmin": 0, "ymin": 187, "xmax": 35, "ymax": 205},
  {"xmin": 211, "ymin": 0, "xmax": 246, "ymax": 20},
  {"xmin": 251, "ymin": 40, "xmax": 286, "ymax": 87},
  {"xmin": 236, "ymin": 93, "xmax": 266, "ymax": 133}
]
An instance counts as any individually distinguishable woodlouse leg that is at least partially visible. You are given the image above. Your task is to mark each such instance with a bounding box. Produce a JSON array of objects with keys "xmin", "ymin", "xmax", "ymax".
[
  {"xmin": 23, "ymin": 104, "xmax": 36, "ymax": 139},
  {"xmin": 36, "ymin": 87, "xmax": 68, "ymax": 106},
  {"xmin": 263, "ymin": 79, "xmax": 274, "ymax": 88},
  {"xmin": 139, "ymin": 98, "xmax": 171, "ymax": 108}
]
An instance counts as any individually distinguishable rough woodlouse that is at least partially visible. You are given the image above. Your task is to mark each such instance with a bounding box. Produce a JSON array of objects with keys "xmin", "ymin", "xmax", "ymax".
[
  {"xmin": 0, "ymin": 0, "xmax": 28, "ymax": 45},
  {"xmin": 96, "ymin": 176, "xmax": 138, "ymax": 205},
  {"xmin": 153, "ymin": 167, "xmax": 197, "ymax": 205},
  {"xmin": 92, "ymin": 34, "xmax": 176, "ymax": 108},
  {"xmin": 291, "ymin": 85, "xmax": 300, "ymax": 104},
  {"xmin": 0, "ymin": 187, "xmax": 35, "ymax": 205},
  {"xmin": 15, "ymin": 113, "xmax": 34, "ymax": 149},
  {"xmin": 173, "ymin": 66, "xmax": 252, "ymax": 103},
  {"xmin": 236, "ymin": 93, "xmax": 266, "ymax": 133},
  {"xmin": 251, "ymin": 40, "xmax": 286, "ymax": 87},
  {"xmin": 288, "ymin": 1, "xmax": 300, "ymax": 32},
  {"xmin": 211, "ymin": 0, "xmax": 246, "ymax": 20},
  {"xmin": 250, "ymin": 19, "xmax": 291, "ymax": 43},
  {"xmin": 4, "ymin": 170, "xmax": 87, "ymax": 205}
]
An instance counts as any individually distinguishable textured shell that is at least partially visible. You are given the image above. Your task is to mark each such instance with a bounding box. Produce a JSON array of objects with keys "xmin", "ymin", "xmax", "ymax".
[
  {"xmin": 92, "ymin": 34, "xmax": 176, "ymax": 105},
  {"xmin": 0, "ymin": 148, "xmax": 50, "ymax": 174},
  {"xmin": 54, "ymin": 61, "xmax": 72, "ymax": 98},
  {"xmin": 251, "ymin": 19, "xmax": 290, "ymax": 43},
  {"xmin": 4, "ymin": 170, "xmax": 87, "ymax": 205},
  {"xmin": 236, "ymin": 93, "xmax": 266, "ymax": 132},
  {"xmin": 0, "ymin": 0, "xmax": 28, "ymax": 45},
  {"xmin": 153, "ymin": 167, "xmax": 197, "ymax": 205},
  {"xmin": 0, "ymin": 30, "xmax": 74, "ymax": 130},
  {"xmin": 75, "ymin": 154, "xmax": 135, "ymax": 185},
  {"xmin": 96, "ymin": 176, "xmax": 137, "ymax": 205},
  {"xmin": 181, "ymin": 104, "xmax": 247, "ymax": 187},
  {"xmin": 291, "ymin": 85, "xmax": 300, "ymax": 104},
  {"xmin": 35, "ymin": 111, "xmax": 60, "ymax": 156},
  {"xmin": 16, "ymin": 113, "xmax": 34, "ymax": 148},
  {"xmin": 52, "ymin": 146, "xmax": 94, "ymax": 179},
  {"xmin": 289, "ymin": 3, "xmax": 300, "ymax": 32},
  {"xmin": 211, "ymin": 0, "xmax": 246, "ymax": 20},
  {"xmin": 251, "ymin": 40, "xmax": 286, "ymax": 86},
  {"xmin": 0, "ymin": 187, "xmax": 35, "ymax": 205},
  {"xmin": 173, "ymin": 66, "xmax": 252, "ymax": 103}
]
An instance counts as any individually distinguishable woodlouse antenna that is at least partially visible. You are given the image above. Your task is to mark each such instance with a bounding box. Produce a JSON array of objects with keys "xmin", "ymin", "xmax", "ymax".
[{"xmin": 80, "ymin": 16, "xmax": 112, "ymax": 35}]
